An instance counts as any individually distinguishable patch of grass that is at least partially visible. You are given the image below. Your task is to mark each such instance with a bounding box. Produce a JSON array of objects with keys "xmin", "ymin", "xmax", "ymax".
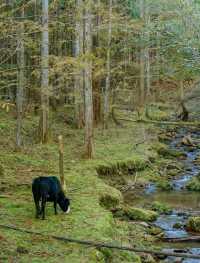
[{"xmin": 0, "ymin": 111, "xmax": 163, "ymax": 262}]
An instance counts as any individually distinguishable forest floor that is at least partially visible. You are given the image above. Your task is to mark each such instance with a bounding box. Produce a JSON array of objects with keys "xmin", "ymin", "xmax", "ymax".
[{"xmin": 0, "ymin": 108, "xmax": 176, "ymax": 263}]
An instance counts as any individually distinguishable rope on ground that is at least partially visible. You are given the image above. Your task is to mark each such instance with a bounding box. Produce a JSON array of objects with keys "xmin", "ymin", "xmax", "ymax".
[{"xmin": 0, "ymin": 224, "xmax": 200, "ymax": 259}]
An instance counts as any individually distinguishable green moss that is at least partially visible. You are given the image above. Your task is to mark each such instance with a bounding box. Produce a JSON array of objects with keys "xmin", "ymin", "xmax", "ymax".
[
  {"xmin": 152, "ymin": 142, "xmax": 185, "ymax": 159},
  {"xmin": 96, "ymin": 157, "xmax": 148, "ymax": 177},
  {"xmin": 123, "ymin": 207, "xmax": 158, "ymax": 222},
  {"xmin": 100, "ymin": 248, "xmax": 141, "ymax": 263},
  {"xmin": 186, "ymin": 177, "xmax": 200, "ymax": 191},
  {"xmin": 187, "ymin": 217, "xmax": 200, "ymax": 232},
  {"xmin": 151, "ymin": 201, "xmax": 172, "ymax": 215},
  {"xmin": 145, "ymin": 106, "xmax": 169, "ymax": 121},
  {"xmin": 156, "ymin": 180, "xmax": 172, "ymax": 191},
  {"xmin": 99, "ymin": 193, "xmax": 122, "ymax": 210},
  {"xmin": 147, "ymin": 226, "xmax": 163, "ymax": 236},
  {"xmin": 173, "ymin": 222, "xmax": 182, "ymax": 229}
]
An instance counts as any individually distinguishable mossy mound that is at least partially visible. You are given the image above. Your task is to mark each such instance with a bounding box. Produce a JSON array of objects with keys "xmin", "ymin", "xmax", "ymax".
[
  {"xmin": 123, "ymin": 207, "xmax": 158, "ymax": 222},
  {"xmin": 187, "ymin": 217, "xmax": 200, "ymax": 232},
  {"xmin": 100, "ymin": 248, "xmax": 141, "ymax": 263},
  {"xmin": 99, "ymin": 193, "xmax": 121, "ymax": 210},
  {"xmin": 147, "ymin": 226, "xmax": 164, "ymax": 236},
  {"xmin": 96, "ymin": 157, "xmax": 148, "ymax": 177},
  {"xmin": 156, "ymin": 180, "xmax": 172, "ymax": 191},
  {"xmin": 153, "ymin": 142, "xmax": 186, "ymax": 159},
  {"xmin": 186, "ymin": 177, "xmax": 200, "ymax": 191},
  {"xmin": 151, "ymin": 201, "xmax": 172, "ymax": 215},
  {"xmin": 145, "ymin": 106, "xmax": 169, "ymax": 121}
]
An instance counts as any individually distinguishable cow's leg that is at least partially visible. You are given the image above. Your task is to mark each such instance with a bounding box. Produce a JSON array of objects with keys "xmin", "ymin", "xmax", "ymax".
[
  {"xmin": 41, "ymin": 196, "xmax": 46, "ymax": 220},
  {"xmin": 54, "ymin": 200, "xmax": 58, "ymax": 215},
  {"xmin": 33, "ymin": 195, "xmax": 41, "ymax": 219}
]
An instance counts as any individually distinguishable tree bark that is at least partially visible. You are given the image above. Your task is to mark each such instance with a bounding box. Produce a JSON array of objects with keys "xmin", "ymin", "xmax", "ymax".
[
  {"xmin": 83, "ymin": 0, "xmax": 94, "ymax": 158},
  {"xmin": 139, "ymin": 0, "xmax": 145, "ymax": 106},
  {"xmin": 145, "ymin": 4, "xmax": 151, "ymax": 100},
  {"xmin": 74, "ymin": 0, "xmax": 84, "ymax": 129},
  {"xmin": 40, "ymin": 0, "xmax": 49, "ymax": 143},
  {"xmin": 103, "ymin": 0, "xmax": 112, "ymax": 129},
  {"xmin": 16, "ymin": 8, "xmax": 25, "ymax": 150}
]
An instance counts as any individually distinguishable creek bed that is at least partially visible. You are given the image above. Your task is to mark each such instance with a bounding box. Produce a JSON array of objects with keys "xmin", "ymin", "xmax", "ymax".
[{"xmin": 128, "ymin": 129, "xmax": 200, "ymax": 262}]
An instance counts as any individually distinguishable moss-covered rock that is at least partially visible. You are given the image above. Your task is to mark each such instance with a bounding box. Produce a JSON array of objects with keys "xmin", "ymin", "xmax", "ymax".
[
  {"xmin": 151, "ymin": 201, "xmax": 172, "ymax": 215},
  {"xmin": 186, "ymin": 177, "xmax": 200, "ymax": 191},
  {"xmin": 153, "ymin": 142, "xmax": 186, "ymax": 159},
  {"xmin": 123, "ymin": 207, "xmax": 158, "ymax": 222},
  {"xmin": 100, "ymin": 248, "xmax": 141, "ymax": 263},
  {"xmin": 187, "ymin": 217, "xmax": 200, "ymax": 232},
  {"xmin": 173, "ymin": 222, "xmax": 183, "ymax": 229},
  {"xmin": 99, "ymin": 194, "xmax": 121, "ymax": 210},
  {"xmin": 156, "ymin": 180, "xmax": 172, "ymax": 191},
  {"xmin": 147, "ymin": 226, "xmax": 164, "ymax": 236},
  {"xmin": 96, "ymin": 157, "xmax": 148, "ymax": 177}
]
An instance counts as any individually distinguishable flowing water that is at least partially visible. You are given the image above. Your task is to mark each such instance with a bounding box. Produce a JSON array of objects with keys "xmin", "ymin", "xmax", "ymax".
[{"xmin": 128, "ymin": 129, "xmax": 200, "ymax": 262}]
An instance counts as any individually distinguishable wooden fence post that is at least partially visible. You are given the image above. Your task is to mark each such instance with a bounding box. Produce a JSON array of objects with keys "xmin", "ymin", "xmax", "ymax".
[{"xmin": 58, "ymin": 135, "xmax": 66, "ymax": 192}]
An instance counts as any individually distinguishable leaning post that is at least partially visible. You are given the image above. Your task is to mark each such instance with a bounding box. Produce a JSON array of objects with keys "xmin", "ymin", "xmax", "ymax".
[{"xmin": 58, "ymin": 135, "xmax": 66, "ymax": 192}]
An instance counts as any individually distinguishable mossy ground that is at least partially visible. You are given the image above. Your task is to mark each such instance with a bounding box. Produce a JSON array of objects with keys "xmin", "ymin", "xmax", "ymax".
[{"xmin": 0, "ymin": 110, "xmax": 167, "ymax": 262}]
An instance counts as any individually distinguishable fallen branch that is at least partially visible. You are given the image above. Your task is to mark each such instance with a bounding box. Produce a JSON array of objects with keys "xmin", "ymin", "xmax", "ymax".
[
  {"xmin": 163, "ymin": 236, "xmax": 200, "ymax": 243},
  {"xmin": 118, "ymin": 118, "xmax": 200, "ymax": 127},
  {"xmin": 1, "ymin": 224, "xmax": 200, "ymax": 259}
]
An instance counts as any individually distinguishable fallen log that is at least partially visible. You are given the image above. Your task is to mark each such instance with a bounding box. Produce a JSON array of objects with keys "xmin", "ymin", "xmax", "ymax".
[
  {"xmin": 118, "ymin": 118, "xmax": 200, "ymax": 127},
  {"xmin": 1, "ymin": 224, "xmax": 200, "ymax": 259},
  {"xmin": 162, "ymin": 236, "xmax": 200, "ymax": 243}
]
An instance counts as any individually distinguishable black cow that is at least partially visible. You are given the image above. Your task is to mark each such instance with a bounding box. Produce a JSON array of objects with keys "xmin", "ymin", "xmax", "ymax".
[{"xmin": 32, "ymin": 176, "xmax": 70, "ymax": 219}]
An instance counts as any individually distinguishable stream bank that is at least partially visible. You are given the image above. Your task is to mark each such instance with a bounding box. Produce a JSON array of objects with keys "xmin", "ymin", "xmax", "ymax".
[
  {"xmin": 98, "ymin": 126, "xmax": 200, "ymax": 262},
  {"xmin": 127, "ymin": 128, "xmax": 200, "ymax": 262}
]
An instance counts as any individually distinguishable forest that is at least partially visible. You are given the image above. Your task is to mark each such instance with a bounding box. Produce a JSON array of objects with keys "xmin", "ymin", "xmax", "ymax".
[{"xmin": 1, "ymin": 0, "xmax": 200, "ymax": 262}]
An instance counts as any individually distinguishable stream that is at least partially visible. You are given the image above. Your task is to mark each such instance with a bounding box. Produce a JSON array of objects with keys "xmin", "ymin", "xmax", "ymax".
[{"xmin": 128, "ymin": 129, "xmax": 200, "ymax": 262}]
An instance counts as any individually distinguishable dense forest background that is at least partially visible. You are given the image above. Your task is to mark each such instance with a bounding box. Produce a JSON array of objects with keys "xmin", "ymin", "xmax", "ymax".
[{"xmin": 1, "ymin": 0, "xmax": 200, "ymax": 156}]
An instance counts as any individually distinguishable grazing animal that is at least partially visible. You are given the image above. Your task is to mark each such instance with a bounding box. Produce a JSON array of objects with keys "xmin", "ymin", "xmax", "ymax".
[{"xmin": 32, "ymin": 176, "xmax": 70, "ymax": 219}]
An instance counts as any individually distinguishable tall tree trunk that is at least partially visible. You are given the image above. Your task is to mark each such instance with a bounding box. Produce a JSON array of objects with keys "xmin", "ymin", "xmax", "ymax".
[
  {"xmin": 139, "ymin": 0, "xmax": 145, "ymax": 106},
  {"xmin": 103, "ymin": 0, "xmax": 112, "ymax": 129},
  {"xmin": 156, "ymin": 28, "xmax": 160, "ymax": 97},
  {"xmin": 74, "ymin": 0, "xmax": 84, "ymax": 128},
  {"xmin": 145, "ymin": 4, "xmax": 150, "ymax": 100},
  {"xmin": 84, "ymin": 0, "xmax": 94, "ymax": 158},
  {"xmin": 92, "ymin": 0, "xmax": 101, "ymax": 126},
  {"xmin": 40, "ymin": 0, "xmax": 49, "ymax": 143},
  {"xmin": 16, "ymin": 8, "xmax": 25, "ymax": 150}
]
